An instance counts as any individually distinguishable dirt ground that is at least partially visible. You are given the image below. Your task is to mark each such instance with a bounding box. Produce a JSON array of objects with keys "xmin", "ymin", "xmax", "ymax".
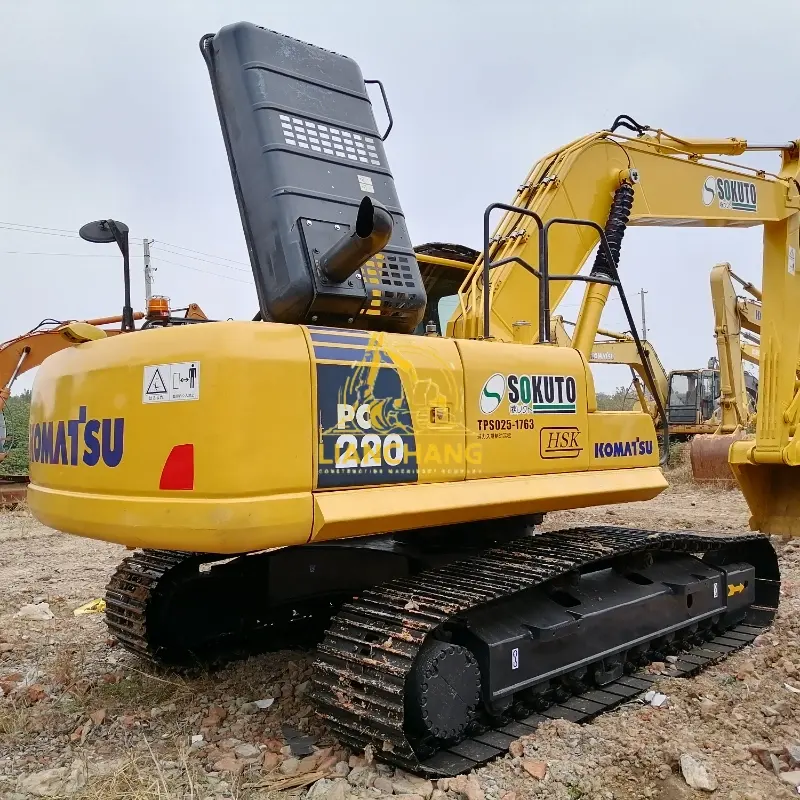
[{"xmin": 0, "ymin": 482, "xmax": 798, "ymax": 800}]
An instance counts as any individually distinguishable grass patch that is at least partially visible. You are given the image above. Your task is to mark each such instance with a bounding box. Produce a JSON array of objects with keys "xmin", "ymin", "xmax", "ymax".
[
  {"xmin": 73, "ymin": 751, "xmax": 212, "ymax": 800},
  {"xmin": 664, "ymin": 441, "xmax": 692, "ymax": 485},
  {"xmin": 88, "ymin": 670, "xmax": 191, "ymax": 715},
  {"xmin": 0, "ymin": 697, "xmax": 32, "ymax": 736}
]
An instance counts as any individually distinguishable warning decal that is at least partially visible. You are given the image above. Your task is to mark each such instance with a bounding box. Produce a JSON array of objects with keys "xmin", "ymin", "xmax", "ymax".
[{"xmin": 143, "ymin": 362, "xmax": 200, "ymax": 404}]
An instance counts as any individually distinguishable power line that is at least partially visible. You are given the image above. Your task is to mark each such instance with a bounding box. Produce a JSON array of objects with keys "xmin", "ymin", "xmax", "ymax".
[
  {"xmin": 0, "ymin": 221, "xmax": 78, "ymax": 234},
  {"xmin": 149, "ymin": 256, "xmax": 252, "ymax": 284},
  {"xmin": 151, "ymin": 243, "xmax": 250, "ymax": 273},
  {"xmin": 0, "ymin": 250, "xmax": 119, "ymax": 257},
  {"xmin": 0, "ymin": 224, "xmax": 83, "ymax": 240},
  {"xmin": 0, "ymin": 223, "xmax": 250, "ymax": 275},
  {"xmin": 153, "ymin": 239, "xmax": 250, "ymax": 268}
]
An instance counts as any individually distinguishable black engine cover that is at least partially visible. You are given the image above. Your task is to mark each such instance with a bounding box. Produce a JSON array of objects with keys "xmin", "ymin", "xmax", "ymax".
[{"xmin": 201, "ymin": 22, "xmax": 426, "ymax": 332}]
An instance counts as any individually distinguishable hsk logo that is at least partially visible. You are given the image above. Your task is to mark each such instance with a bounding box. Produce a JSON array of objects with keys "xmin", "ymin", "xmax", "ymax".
[
  {"xmin": 702, "ymin": 175, "xmax": 757, "ymax": 213},
  {"xmin": 29, "ymin": 407, "xmax": 124, "ymax": 467},
  {"xmin": 479, "ymin": 373, "xmax": 577, "ymax": 415}
]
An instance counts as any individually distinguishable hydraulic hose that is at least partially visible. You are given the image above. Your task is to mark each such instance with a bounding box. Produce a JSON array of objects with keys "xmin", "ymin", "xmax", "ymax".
[{"xmin": 590, "ymin": 183, "xmax": 634, "ymax": 280}]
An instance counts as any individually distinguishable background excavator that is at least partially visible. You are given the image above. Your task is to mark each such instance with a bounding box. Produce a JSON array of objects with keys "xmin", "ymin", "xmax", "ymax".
[
  {"xmin": 23, "ymin": 22, "xmax": 795, "ymax": 777},
  {"xmin": 550, "ymin": 262, "xmax": 762, "ymax": 486},
  {"xmin": 690, "ymin": 263, "xmax": 763, "ymax": 484}
]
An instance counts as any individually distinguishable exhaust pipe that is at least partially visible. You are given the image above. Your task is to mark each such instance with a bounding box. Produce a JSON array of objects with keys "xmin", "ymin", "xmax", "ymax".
[{"xmin": 319, "ymin": 196, "xmax": 393, "ymax": 283}]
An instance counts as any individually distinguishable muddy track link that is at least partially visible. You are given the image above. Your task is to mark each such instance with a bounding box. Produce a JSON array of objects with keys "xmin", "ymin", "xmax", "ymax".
[
  {"xmin": 105, "ymin": 548, "xmax": 345, "ymax": 665},
  {"xmin": 311, "ymin": 526, "xmax": 779, "ymax": 776},
  {"xmin": 104, "ymin": 549, "xmax": 207, "ymax": 661}
]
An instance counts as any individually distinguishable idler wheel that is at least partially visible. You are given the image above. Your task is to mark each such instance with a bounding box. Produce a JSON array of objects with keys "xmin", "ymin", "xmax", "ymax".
[{"xmin": 408, "ymin": 640, "xmax": 481, "ymax": 740}]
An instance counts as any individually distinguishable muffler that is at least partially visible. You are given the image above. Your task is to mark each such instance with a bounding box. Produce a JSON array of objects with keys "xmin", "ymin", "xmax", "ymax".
[{"xmin": 319, "ymin": 196, "xmax": 393, "ymax": 283}]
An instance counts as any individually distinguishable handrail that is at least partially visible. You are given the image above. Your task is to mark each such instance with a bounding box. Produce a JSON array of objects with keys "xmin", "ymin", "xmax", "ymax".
[{"xmin": 480, "ymin": 205, "xmax": 670, "ymax": 465}]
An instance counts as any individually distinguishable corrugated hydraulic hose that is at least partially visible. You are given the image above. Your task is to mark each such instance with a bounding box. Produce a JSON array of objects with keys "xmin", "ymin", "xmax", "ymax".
[{"xmin": 590, "ymin": 183, "xmax": 634, "ymax": 279}]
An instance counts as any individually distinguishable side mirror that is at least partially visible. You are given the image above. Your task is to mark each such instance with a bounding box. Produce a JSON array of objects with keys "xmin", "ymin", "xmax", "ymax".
[{"xmin": 79, "ymin": 219, "xmax": 135, "ymax": 332}]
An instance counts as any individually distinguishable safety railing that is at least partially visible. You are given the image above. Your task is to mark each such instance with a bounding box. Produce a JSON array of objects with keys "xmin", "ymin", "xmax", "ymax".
[{"xmin": 481, "ymin": 203, "xmax": 670, "ymax": 465}]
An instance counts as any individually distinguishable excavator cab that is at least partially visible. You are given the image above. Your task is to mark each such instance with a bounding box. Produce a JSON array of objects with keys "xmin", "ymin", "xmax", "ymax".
[{"xmin": 666, "ymin": 368, "xmax": 720, "ymax": 430}]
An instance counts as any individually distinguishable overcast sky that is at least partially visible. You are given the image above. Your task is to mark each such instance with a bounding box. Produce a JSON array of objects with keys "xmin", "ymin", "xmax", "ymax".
[{"xmin": 2, "ymin": 0, "xmax": 798, "ymax": 393}]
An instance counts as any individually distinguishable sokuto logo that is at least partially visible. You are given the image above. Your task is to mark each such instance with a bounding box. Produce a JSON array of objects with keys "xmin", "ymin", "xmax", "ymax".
[
  {"xmin": 702, "ymin": 175, "xmax": 757, "ymax": 212},
  {"xmin": 480, "ymin": 373, "xmax": 506, "ymax": 414}
]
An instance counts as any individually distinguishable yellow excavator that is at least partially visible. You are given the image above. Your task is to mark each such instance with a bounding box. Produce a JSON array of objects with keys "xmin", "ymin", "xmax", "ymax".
[
  {"xmin": 25, "ymin": 23, "xmax": 793, "ymax": 776},
  {"xmin": 690, "ymin": 263, "xmax": 762, "ymax": 483},
  {"xmin": 550, "ymin": 315, "xmax": 713, "ymax": 439}
]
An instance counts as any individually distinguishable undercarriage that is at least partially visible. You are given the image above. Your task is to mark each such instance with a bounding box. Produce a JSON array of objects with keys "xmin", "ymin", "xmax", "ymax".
[{"xmin": 104, "ymin": 523, "xmax": 779, "ymax": 776}]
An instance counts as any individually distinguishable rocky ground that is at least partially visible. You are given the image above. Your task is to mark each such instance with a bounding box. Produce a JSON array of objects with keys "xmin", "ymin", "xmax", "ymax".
[{"xmin": 0, "ymin": 481, "xmax": 798, "ymax": 800}]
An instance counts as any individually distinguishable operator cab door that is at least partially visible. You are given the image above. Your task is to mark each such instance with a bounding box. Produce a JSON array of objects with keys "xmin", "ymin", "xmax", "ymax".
[
  {"xmin": 698, "ymin": 369, "xmax": 719, "ymax": 424},
  {"xmin": 667, "ymin": 371, "xmax": 701, "ymax": 425}
]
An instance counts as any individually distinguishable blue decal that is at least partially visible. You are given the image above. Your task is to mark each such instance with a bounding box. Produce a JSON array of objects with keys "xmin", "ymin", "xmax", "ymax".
[
  {"xmin": 30, "ymin": 407, "xmax": 124, "ymax": 468},
  {"xmin": 594, "ymin": 438, "xmax": 654, "ymax": 459},
  {"xmin": 309, "ymin": 331, "xmax": 371, "ymax": 346},
  {"xmin": 313, "ymin": 345, "xmax": 395, "ymax": 364},
  {"xmin": 317, "ymin": 362, "xmax": 417, "ymax": 488}
]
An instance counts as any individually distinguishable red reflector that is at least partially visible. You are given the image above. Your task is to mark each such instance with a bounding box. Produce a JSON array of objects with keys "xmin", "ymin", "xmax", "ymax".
[{"xmin": 159, "ymin": 444, "xmax": 194, "ymax": 490}]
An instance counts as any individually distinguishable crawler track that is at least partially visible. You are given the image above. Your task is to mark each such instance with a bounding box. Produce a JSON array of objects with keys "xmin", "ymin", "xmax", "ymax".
[
  {"xmin": 105, "ymin": 549, "xmax": 345, "ymax": 664},
  {"xmin": 311, "ymin": 526, "xmax": 779, "ymax": 776}
]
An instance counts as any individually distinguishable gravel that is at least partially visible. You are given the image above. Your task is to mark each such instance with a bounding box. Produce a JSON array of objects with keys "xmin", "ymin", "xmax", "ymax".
[{"xmin": 1, "ymin": 484, "xmax": 799, "ymax": 799}]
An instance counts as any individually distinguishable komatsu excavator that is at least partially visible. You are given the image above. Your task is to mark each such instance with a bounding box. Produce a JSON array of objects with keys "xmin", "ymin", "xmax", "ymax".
[{"xmin": 25, "ymin": 23, "xmax": 793, "ymax": 776}]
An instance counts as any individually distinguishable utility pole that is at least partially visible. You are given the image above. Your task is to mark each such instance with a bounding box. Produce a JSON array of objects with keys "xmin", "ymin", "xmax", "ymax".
[
  {"xmin": 638, "ymin": 288, "xmax": 648, "ymax": 341},
  {"xmin": 143, "ymin": 238, "xmax": 155, "ymax": 303}
]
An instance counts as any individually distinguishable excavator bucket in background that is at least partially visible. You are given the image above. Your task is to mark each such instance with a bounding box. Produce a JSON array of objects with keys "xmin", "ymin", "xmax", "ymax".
[{"xmin": 689, "ymin": 430, "xmax": 747, "ymax": 487}]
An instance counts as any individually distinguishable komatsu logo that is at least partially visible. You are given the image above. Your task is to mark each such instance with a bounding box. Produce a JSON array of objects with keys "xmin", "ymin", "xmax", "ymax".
[
  {"xmin": 702, "ymin": 175, "xmax": 757, "ymax": 212},
  {"xmin": 594, "ymin": 438, "xmax": 654, "ymax": 459},
  {"xmin": 29, "ymin": 407, "xmax": 124, "ymax": 467}
]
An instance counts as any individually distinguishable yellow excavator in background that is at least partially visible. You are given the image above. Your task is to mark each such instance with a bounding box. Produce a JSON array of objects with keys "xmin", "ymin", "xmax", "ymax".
[
  {"xmin": 690, "ymin": 263, "xmax": 762, "ymax": 484},
  {"xmin": 550, "ymin": 315, "xmax": 718, "ymax": 439},
  {"xmin": 23, "ymin": 23, "xmax": 797, "ymax": 776}
]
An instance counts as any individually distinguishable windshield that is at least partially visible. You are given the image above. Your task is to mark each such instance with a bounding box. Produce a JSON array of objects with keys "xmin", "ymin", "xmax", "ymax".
[
  {"xmin": 668, "ymin": 372, "xmax": 698, "ymax": 408},
  {"xmin": 438, "ymin": 295, "xmax": 458, "ymax": 332}
]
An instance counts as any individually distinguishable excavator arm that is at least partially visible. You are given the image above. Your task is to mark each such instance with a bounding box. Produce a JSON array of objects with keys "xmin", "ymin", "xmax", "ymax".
[
  {"xmin": 450, "ymin": 129, "xmax": 799, "ymax": 348},
  {"xmin": 449, "ymin": 123, "xmax": 800, "ymax": 533},
  {"xmin": 709, "ymin": 263, "xmax": 761, "ymax": 433}
]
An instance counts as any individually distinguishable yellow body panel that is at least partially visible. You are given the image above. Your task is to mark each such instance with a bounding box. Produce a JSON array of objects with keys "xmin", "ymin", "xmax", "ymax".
[
  {"xmin": 28, "ymin": 321, "xmax": 664, "ymax": 554},
  {"xmin": 29, "ymin": 322, "xmax": 315, "ymax": 551},
  {"xmin": 455, "ymin": 339, "xmax": 590, "ymax": 478}
]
